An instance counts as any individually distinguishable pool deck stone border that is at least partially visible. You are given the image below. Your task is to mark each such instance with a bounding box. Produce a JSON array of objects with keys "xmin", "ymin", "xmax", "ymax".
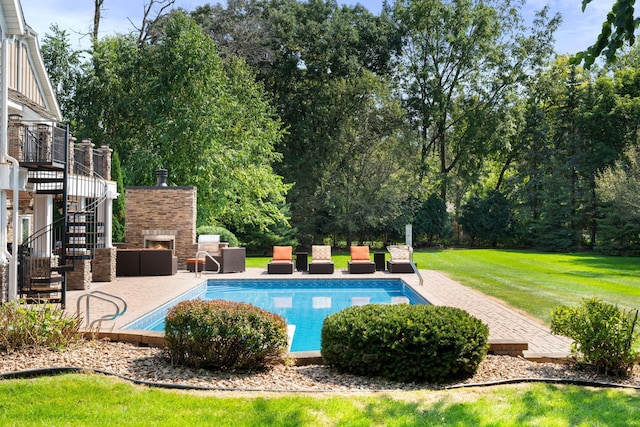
[{"xmin": 66, "ymin": 268, "xmax": 572, "ymax": 362}]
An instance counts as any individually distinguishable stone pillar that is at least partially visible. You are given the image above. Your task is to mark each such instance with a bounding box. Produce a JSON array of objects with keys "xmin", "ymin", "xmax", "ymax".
[
  {"xmin": 68, "ymin": 134, "xmax": 76, "ymax": 173},
  {"xmin": 67, "ymin": 260, "xmax": 92, "ymax": 290},
  {"xmin": 96, "ymin": 145, "xmax": 112, "ymax": 180},
  {"xmin": 7, "ymin": 115, "xmax": 24, "ymax": 160},
  {"xmin": 36, "ymin": 124, "xmax": 51, "ymax": 161},
  {"xmin": 79, "ymin": 139, "xmax": 95, "ymax": 176},
  {"xmin": 93, "ymin": 247, "xmax": 116, "ymax": 282}
]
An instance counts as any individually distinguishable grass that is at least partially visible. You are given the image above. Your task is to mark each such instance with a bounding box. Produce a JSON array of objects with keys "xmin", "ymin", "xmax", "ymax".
[
  {"xmin": 1, "ymin": 374, "xmax": 639, "ymax": 426},
  {"xmin": 413, "ymin": 249, "xmax": 640, "ymax": 324}
]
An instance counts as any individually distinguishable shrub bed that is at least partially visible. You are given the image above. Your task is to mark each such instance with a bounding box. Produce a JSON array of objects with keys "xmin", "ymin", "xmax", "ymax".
[
  {"xmin": 164, "ymin": 299, "xmax": 288, "ymax": 371},
  {"xmin": 551, "ymin": 297, "xmax": 639, "ymax": 376},
  {"xmin": 0, "ymin": 302, "xmax": 81, "ymax": 352},
  {"xmin": 321, "ymin": 304, "xmax": 489, "ymax": 383}
]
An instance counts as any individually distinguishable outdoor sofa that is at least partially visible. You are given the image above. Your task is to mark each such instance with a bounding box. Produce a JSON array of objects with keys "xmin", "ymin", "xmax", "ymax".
[{"xmin": 116, "ymin": 248, "xmax": 177, "ymax": 276}]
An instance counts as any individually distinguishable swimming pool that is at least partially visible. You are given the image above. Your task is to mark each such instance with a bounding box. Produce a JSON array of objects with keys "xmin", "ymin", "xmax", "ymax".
[{"xmin": 123, "ymin": 279, "xmax": 429, "ymax": 352}]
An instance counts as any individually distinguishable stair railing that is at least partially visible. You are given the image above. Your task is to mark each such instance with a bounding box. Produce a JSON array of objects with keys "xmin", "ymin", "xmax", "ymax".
[
  {"xmin": 408, "ymin": 248, "xmax": 423, "ymax": 286},
  {"xmin": 76, "ymin": 290, "xmax": 128, "ymax": 329},
  {"xmin": 17, "ymin": 123, "xmax": 110, "ymax": 308},
  {"xmin": 65, "ymin": 162, "xmax": 110, "ymax": 261}
]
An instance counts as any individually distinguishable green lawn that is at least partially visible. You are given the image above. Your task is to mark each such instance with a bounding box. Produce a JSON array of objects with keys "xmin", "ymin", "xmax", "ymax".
[
  {"xmin": 1, "ymin": 374, "xmax": 639, "ymax": 426},
  {"xmin": 412, "ymin": 249, "xmax": 640, "ymax": 324}
]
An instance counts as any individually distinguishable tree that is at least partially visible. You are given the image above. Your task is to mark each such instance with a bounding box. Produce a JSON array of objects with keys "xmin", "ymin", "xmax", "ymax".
[
  {"xmin": 41, "ymin": 24, "xmax": 83, "ymax": 124},
  {"xmin": 110, "ymin": 151, "xmax": 126, "ymax": 242},
  {"xmin": 575, "ymin": 0, "xmax": 640, "ymax": 68},
  {"xmin": 394, "ymin": 0, "xmax": 560, "ymax": 204},
  {"xmin": 413, "ymin": 194, "xmax": 449, "ymax": 245},
  {"xmin": 501, "ymin": 55, "xmax": 630, "ymax": 250},
  {"xmin": 224, "ymin": 0, "xmax": 405, "ymax": 244},
  {"xmin": 94, "ymin": 0, "xmax": 104, "ymax": 40},
  {"xmin": 597, "ymin": 146, "xmax": 640, "ymax": 255},
  {"xmin": 190, "ymin": 0, "xmax": 275, "ymax": 74},
  {"xmin": 75, "ymin": 12, "xmax": 291, "ymax": 233},
  {"xmin": 459, "ymin": 190, "xmax": 512, "ymax": 247},
  {"xmin": 315, "ymin": 72, "xmax": 410, "ymax": 246},
  {"xmin": 134, "ymin": 0, "xmax": 177, "ymax": 46}
]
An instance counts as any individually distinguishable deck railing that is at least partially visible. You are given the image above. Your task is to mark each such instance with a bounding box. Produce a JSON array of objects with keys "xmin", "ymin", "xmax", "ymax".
[{"xmin": 8, "ymin": 118, "xmax": 110, "ymax": 179}]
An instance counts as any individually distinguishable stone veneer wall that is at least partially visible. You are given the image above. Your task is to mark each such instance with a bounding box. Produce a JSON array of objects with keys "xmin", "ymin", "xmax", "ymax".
[
  {"xmin": 93, "ymin": 247, "xmax": 116, "ymax": 282},
  {"xmin": 124, "ymin": 186, "xmax": 197, "ymax": 269},
  {"xmin": 67, "ymin": 260, "xmax": 92, "ymax": 290}
]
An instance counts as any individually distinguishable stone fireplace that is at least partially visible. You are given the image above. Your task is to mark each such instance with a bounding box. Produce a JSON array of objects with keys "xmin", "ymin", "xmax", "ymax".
[{"xmin": 124, "ymin": 171, "xmax": 197, "ymax": 268}]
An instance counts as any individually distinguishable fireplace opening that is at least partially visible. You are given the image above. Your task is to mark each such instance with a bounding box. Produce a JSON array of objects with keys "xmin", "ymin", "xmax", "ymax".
[{"xmin": 144, "ymin": 235, "xmax": 175, "ymax": 254}]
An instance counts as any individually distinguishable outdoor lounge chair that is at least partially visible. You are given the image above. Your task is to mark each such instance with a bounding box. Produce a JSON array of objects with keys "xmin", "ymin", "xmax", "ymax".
[
  {"xmin": 348, "ymin": 245, "xmax": 376, "ymax": 274},
  {"xmin": 308, "ymin": 245, "xmax": 334, "ymax": 274},
  {"xmin": 267, "ymin": 245, "xmax": 294, "ymax": 274},
  {"xmin": 386, "ymin": 245, "xmax": 415, "ymax": 273}
]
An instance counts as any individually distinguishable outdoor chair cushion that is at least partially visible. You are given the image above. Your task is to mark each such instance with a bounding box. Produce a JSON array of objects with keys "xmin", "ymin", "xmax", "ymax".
[
  {"xmin": 272, "ymin": 246, "xmax": 293, "ymax": 261},
  {"xmin": 350, "ymin": 245, "xmax": 370, "ymax": 260},
  {"xmin": 387, "ymin": 245, "xmax": 411, "ymax": 261},
  {"xmin": 311, "ymin": 245, "xmax": 332, "ymax": 261}
]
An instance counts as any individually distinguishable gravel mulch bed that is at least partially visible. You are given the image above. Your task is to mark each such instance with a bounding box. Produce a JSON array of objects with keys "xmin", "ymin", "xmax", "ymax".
[{"xmin": 2, "ymin": 340, "xmax": 639, "ymax": 392}]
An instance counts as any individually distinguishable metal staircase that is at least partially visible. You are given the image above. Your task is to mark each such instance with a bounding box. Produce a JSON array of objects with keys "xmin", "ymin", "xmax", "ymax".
[{"xmin": 11, "ymin": 122, "xmax": 109, "ymax": 308}]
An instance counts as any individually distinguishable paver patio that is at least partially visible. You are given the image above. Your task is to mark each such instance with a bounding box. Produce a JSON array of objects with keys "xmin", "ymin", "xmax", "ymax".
[{"xmin": 65, "ymin": 268, "xmax": 572, "ymax": 359}]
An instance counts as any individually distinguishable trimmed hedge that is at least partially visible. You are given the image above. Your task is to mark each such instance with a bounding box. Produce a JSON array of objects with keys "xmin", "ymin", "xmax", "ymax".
[
  {"xmin": 164, "ymin": 299, "xmax": 288, "ymax": 371},
  {"xmin": 321, "ymin": 304, "xmax": 489, "ymax": 383}
]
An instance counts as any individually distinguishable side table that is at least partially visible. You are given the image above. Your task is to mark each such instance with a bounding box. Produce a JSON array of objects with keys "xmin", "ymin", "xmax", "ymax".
[
  {"xmin": 295, "ymin": 252, "xmax": 308, "ymax": 272},
  {"xmin": 374, "ymin": 252, "xmax": 386, "ymax": 271}
]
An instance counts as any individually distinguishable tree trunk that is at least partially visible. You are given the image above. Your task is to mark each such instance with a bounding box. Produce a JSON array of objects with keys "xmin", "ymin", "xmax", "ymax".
[{"xmin": 93, "ymin": 0, "xmax": 104, "ymax": 40}]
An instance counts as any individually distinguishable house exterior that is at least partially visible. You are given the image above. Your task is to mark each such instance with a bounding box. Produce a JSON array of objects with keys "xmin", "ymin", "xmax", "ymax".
[{"xmin": 0, "ymin": 0, "xmax": 118, "ymax": 306}]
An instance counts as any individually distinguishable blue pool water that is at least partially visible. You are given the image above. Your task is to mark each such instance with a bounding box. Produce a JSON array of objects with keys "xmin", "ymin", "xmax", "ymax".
[{"xmin": 124, "ymin": 279, "xmax": 429, "ymax": 352}]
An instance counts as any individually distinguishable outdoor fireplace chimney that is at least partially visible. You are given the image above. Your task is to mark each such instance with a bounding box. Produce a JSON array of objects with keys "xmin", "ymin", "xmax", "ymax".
[{"xmin": 155, "ymin": 169, "xmax": 168, "ymax": 187}]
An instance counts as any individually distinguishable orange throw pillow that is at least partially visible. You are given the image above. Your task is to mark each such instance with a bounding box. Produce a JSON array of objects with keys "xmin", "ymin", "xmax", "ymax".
[
  {"xmin": 273, "ymin": 246, "xmax": 292, "ymax": 261},
  {"xmin": 350, "ymin": 246, "xmax": 370, "ymax": 261}
]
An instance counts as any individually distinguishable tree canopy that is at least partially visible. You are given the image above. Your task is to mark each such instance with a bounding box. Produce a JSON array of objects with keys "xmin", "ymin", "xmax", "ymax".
[
  {"xmin": 73, "ymin": 12, "xmax": 291, "ymax": 233},
  {"xmin": 576, "ymin": 0, "xmax": 640, "ymax": 67},
  {"xmin": 41, "ymin": 0, "xmax": 640, "ymax": 252}
]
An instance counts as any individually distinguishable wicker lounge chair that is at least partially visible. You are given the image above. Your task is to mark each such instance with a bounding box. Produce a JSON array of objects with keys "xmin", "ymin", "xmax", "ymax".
[
  {"xmin": 347, "ymin": 245, "xmax": 376, "ymax": 274},
  {"xmin": 268, "ymin": 245, "xmax": 294, "ymax": 274},
  {"xmin": 308, "ymin": 245, "xmax": 334, "ymax": 274},
  {"xmin": 386, "ymin": 245, "xmax": 415, "ymax": 273}
]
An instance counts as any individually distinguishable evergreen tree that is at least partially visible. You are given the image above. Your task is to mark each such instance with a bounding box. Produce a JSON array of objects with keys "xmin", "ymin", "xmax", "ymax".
[{"xmin": 110, "ymin": 151, "xmax": 126, "ymax": 243}]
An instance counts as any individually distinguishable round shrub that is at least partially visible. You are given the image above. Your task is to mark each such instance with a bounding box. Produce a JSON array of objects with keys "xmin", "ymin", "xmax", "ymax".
[
  {"xmin": 321, "ymin": 304, "xmax": 489, "ymax": 383},
  {"xmin": 164, "ymin": 299, "xmax": 288, "ymax": 371}
]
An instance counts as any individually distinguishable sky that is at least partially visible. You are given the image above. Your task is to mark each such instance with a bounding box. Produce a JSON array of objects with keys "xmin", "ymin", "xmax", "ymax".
[{"xmin": 20, "ymin": 0, "xmax": 616, "ymax": 56}]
